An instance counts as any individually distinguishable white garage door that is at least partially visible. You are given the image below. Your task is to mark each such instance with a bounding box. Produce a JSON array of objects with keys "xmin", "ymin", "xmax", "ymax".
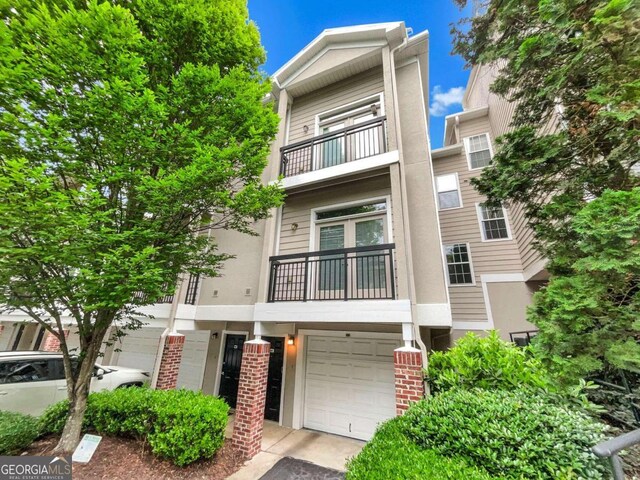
[
  {"xmin": 114, "ymin": 327, "xmax": 163, "ymax": 373},
  {"xmin": 304, "ymin": 334, "xmax": 399, "ymax": 440},
  {"xmin": 176, "ymin": 330, "xmax": 210, "ymax": 391}
]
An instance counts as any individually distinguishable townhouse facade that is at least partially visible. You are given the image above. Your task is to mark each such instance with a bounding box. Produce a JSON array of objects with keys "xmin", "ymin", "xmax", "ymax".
[{"xmin": 0, "ymin": 23, "xmax": 545, "ymax": 456}]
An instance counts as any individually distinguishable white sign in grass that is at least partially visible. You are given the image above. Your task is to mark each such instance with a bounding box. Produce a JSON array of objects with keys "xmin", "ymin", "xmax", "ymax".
[{"xmin": 72, "ymin": 434, "xmax": 102, "ymax": 463}]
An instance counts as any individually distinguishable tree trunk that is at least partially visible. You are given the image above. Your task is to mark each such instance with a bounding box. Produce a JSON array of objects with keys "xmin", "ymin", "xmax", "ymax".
[
  {"xmin": 54, "ymin": 385, "xmax": 89, "ymax": 454},
  {"xmin": 53, "ymin": 347, "xmax": 100, "ymax": 453}
]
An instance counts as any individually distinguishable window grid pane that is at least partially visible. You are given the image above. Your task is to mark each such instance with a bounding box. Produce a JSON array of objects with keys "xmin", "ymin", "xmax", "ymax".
[
  {"xmin": 467, "ymin": 134, "xmax": 492, "ymax": 169},
  {"xmin": 480, "ymin": 205, "xmax": 509, "ymax": 240},
  {"xmin": 444, "ymin": 244, "xmax": 473, "ymax": 284}
]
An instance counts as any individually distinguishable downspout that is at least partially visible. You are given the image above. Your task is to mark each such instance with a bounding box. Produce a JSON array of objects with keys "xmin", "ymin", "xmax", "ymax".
[{"xmin": 389, "ymin": 34, "xmax": 430, "ymax": 369}]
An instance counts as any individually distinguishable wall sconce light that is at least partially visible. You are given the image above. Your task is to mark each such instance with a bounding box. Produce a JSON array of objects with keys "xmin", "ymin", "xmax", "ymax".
[
  {"xmin": 371, "ymin": 104, "xmax": 379, "ymax": 116},
  {"xmin": 287, "ymin": 335, "xmax": 295, "ymax": 346},
  {"xmin": 211, "ymin": 332, "xmax": 219, "ymax": 339},
  {"xmin": 303, "ymin": 125, "xmax": 309, "ymax": 133},
  {"xmin": 291, "ymin": 223, "xmax": 298, "ymax": 232}
]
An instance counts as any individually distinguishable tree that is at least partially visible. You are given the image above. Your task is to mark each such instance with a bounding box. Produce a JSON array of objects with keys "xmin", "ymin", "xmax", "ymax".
[
  {"xmin": 0, "ymin": 0, "xmax": 282, "ymax": 452},
  {"xmin": 451, "ymin": 0, "xmax": 639, "ymax": 382}
]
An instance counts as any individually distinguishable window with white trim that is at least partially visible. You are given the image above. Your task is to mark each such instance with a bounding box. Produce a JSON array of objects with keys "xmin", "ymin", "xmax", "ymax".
[
  {"xmin": 444, "ymin": 244, "xmax": 474, "ymax": 285},
  {"xmin": 436, "ymin": 174, "xmax": 462, "ymax": 210},
  {"xmin": 465, "ymin": 133, "xmax": 492, "ymax": 169},
  {"xmin": 478, "ymin": 203, "xmax": 510, "ymax": 240}
]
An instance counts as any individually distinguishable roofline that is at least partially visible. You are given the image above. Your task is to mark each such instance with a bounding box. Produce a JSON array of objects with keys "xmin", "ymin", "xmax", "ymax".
[
  {"xmin": 272, "ymin": 22, "xmax": 407, "ymax": 87},
  {"xmin": 431, "ymin": 143, "xmax": 463, "ymax": 159},
  {"xmin": 442, "ymin": 105, "xmax": 489, "ymax": 146}
]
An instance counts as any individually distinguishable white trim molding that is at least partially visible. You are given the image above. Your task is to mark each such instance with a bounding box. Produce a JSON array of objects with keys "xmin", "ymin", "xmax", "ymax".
[
  {"xmin": 254, "ymin": 299, "xmax": 411, "ymax": 324},
  {"xmin": 194, "ymin": 305, "xmax": 255, "ymax": 322},
  {"xmin": 278, "ymin": 150, "xmax": 399, "ymax": 191}
]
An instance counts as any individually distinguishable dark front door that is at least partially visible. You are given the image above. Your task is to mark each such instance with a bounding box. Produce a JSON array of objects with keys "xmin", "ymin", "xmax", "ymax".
[
  {"xmin": 264, "ymin": 336, "xmax": 285, "ymax": 421},
  {"xmin": 218, "ymin": 334, "xmax": 245, "ymax": 409}
]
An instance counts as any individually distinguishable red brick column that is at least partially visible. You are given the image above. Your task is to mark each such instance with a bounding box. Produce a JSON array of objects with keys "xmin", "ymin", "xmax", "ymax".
[
  {"xmin": 394, "ymin": 346, "xmax": 425, "ymax": 415},
  {"xmin": 41, "ymin": 329, "xmax": 69, "ymax": 352},
  {"xmin": 155, "ymin": 333, "xmax": 185, "ymax": 390},
  {"xmin": 231, "ymin": 339, "xmax": 270, "ymax": 458}
]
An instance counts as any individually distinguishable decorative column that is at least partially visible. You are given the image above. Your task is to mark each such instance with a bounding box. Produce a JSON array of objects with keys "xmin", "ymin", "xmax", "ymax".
[
  {"xmin": 155, "ymin": 333, "xmax": 185, "ymax": 390},
  {"xmin": 41, "ymin": 329, "xmax": 69, "ymax": 352},
  {"xmin": 231, "ymin": 339, "xmax": 270, "ymax": 458},
  {"xmin": 394, "ymin": 346, "xmax": 425, "ymax": 415}
]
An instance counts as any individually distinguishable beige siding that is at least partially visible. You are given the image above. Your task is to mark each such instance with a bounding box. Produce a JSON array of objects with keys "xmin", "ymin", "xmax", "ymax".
[
  {"xmin": 287, "ymin": 67, "xmax": 384, "ymax": 145},
  {"xmin": 278, "ymin": 175, "xmax": 392, "ymax": 255},
  {"xmin": 433, "ymin": 146, "xmax": 524, "ymax": 324},
  {"xmin": 463, "ymin": 64, "xmax": 544, "ymax": 276}
]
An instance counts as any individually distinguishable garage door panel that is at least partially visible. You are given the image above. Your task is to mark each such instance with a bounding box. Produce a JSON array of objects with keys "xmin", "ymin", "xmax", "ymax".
[
  {"xmin": 304, "ymin": 334, "xmax": 399, "ymax": 440},
  {"xmin": 176, "ymin": 330, "xmax": 209, "ymax": 391},
  {"xmin": 115, "ymin": 328, "xmax": 163, "ymax": 373}
]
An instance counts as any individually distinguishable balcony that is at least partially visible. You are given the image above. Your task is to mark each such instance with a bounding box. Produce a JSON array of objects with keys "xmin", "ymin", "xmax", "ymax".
[
  {"xmin": 280, "ymin": 116, "xmax": 388, "ymax": 178},
  {"xmin": 267, "ymin": 244, "xmax": 396, "ymax": 302}
]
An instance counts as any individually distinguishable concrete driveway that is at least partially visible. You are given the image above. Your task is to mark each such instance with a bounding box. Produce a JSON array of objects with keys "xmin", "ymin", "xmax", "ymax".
[{"xmin": 226, "ymin": 416, "xmax": 364, "ymax": 479}]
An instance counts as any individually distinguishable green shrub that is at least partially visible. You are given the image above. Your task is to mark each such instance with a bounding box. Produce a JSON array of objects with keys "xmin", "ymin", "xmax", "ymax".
[
  {"xmin": 88, "ymin": 387, "xmax": 157, "ymax": 437},
  {"xmin": 346, "ymin": 416, "xmax": 496, "ymax": 480},
  {"xmin": 39, "ymin": 400, "xmax": 71, "ymax": 436},
  {"xmin": 428, "ymin": 331, "xmax": 555, "ymax": 393},
  {"xmin": 38, "ymin": 388, "xmax": 229, "ymax": 466},
  {"xmin": 0, "ymin": 410, "xmax": 39, "ymax": 455},
  {"xmin": 148, "ymin": 389, "xmax": 228, "ymax": 466},
  {"xmin": 404, "ymin": 389, "xmax": 610, "ymax": 479}
]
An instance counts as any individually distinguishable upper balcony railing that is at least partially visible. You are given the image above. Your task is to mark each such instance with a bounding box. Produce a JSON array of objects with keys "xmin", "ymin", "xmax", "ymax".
[
  {"xmin": 280, "ymin": 116, "xmax": 387, "ymax": 178},
  {"xmin": 267, "ymin": 243, "xmax": 396, "ymax": 303}
]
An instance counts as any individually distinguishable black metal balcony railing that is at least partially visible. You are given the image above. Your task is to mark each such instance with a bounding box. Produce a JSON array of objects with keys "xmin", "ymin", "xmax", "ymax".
[
  {"xmin": 267, "ymin": 244, "xmax": 396, "ymax": 302},
  {"xmin": 185, "ymin": 273, "xmax": 200, "ymax": 305},
  {"xmin": 280, "ymin": 116, "xmax": 387, "ymax": 178},
  {"xmin": 132, "ymin": 288, "xmax": 174, "ymax": 304}
]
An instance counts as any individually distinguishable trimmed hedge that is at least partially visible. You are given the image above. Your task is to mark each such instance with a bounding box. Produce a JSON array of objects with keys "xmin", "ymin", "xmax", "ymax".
[
  {"xmin": 404, "ymin": 389, "xmax": 609, "ymax": 479},
  {"xmin": 0, "ymin": 410, "xmax": 39, "ymax": 455},
  {"xmin": 40, "ymin": 388, "xmax": 228, "ymax": 466},
  {"xmin": 346, "ymin": 416, "xmax": 495, "ymax": 480}
]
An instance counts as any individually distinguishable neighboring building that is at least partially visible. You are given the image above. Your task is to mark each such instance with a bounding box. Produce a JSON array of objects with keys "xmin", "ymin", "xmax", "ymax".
[
  {"xmin": 430, "ymin": 63, "xmax": 548, "ymax": 349},
  {"xmin": 0, "ymin": 24, "xmax": 545, "ymax": 453}
]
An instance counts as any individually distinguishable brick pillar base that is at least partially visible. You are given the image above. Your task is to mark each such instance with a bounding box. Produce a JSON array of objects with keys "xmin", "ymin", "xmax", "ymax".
[
  {"xmin": 156, "ymin": 333, "xmax": 185, "ymax": 390},
  {"xmin": 394, "ymin": 346, "xmax": 425, "ymax": 415},
  {"xmin": 41, "ymin": 329, "xmax": 69, "ymax": 352},
  {"xmin": 231, "ymin": 339, "xmax": 270, "ymax": 458}
]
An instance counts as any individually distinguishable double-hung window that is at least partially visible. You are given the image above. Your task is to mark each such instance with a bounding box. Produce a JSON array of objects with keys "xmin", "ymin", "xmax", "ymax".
[
  {"xmin": 477, "ymin": 203, "xmax": 510, "ymax": 241},
  {"xmin": 436, "ymin": 174, "xmax": 462, "ymax": 210},
  {"xmin": 444, "ymin": 244, "xmax": 474, "ymax": 285},
  {"xmin": 464, "ymin": 133, "xmax": 493, "ymax": 169}
]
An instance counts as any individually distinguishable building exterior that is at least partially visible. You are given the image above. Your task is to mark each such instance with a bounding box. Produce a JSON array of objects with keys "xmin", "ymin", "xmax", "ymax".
[{"xmin": 0, "ymin": 23, "xmax": 545, "ymax": 454}]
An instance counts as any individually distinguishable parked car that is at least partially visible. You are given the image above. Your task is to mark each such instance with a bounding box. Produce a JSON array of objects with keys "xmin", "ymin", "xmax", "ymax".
[{"xmin": 0, "ymin": 351, "xmax": 150, "ymax": 416}]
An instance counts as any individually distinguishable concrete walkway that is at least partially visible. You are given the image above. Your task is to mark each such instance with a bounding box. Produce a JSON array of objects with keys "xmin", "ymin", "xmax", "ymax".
[{"xmin": 226, "ymin": 416, "xmax": 365, "ymax": 479}]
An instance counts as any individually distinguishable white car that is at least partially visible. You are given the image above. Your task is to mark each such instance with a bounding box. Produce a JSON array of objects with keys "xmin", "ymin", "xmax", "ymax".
[{"xmin": 0, "ymin": 351, "xmax": 150, "ymax": 416}]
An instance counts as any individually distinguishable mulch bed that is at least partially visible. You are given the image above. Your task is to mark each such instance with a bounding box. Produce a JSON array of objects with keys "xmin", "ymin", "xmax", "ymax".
[{"xmin": 24, "ymin": 436, "xmax": 247, "ymax": 480}]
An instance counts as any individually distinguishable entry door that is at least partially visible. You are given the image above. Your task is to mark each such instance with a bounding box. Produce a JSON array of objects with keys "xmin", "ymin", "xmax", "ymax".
[
  {"xmin": 316, "ymin": 216, "xmax": 387, "ymax": 298},
  {"xmin": 263, "ymin": 336, "xmax": 284, "ymax": 422},
  {"xmin": 218, "ymin": 334, "xmax": 245, "ymax": 409}
]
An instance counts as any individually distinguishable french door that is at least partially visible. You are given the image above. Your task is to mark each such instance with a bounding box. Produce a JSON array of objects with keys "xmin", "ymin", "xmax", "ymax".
[{"xmin": 315, "ymin": 215, "xmax": 388, "ymax": 299}]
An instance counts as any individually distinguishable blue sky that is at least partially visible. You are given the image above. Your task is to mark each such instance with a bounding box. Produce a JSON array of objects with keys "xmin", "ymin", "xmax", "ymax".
[{"xmin": 247, "ymin": 0, "xmax": 472, "ymax": 148}]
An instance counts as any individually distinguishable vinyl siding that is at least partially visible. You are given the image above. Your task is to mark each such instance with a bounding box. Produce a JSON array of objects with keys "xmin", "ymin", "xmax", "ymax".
[
  {"xmin": 278, "ymin": 175, "xmax": 392, "ymax": 255},
  {"xmin": 463, "ymin": 64, "xmax": 545, "ymax": 276},
  {"xmin": 433, "ymin": 143, "xmax": 524, "ymax": 324},
  {"xmin": 287, "ymin": 67, "xmax": 384, "ymax": 145}
]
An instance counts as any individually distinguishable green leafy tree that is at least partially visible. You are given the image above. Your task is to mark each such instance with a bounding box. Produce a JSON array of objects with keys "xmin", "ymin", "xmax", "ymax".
[
  {"xmin": 0, "ymin": 0, "xmax": 282, "ymax": 452},
  {"xmin": 528, "ymin": 189, "xmax": 640, "ymax": 382},
  {"xmin": 451, "ymin": 0, "xmax": 639, "ymax": 382}
]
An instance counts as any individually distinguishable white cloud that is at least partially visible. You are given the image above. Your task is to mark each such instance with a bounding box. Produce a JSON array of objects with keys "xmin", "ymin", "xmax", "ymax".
[{"xmin": 430, "ymin": 85, "xmax": 465, "ymax": 116}]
